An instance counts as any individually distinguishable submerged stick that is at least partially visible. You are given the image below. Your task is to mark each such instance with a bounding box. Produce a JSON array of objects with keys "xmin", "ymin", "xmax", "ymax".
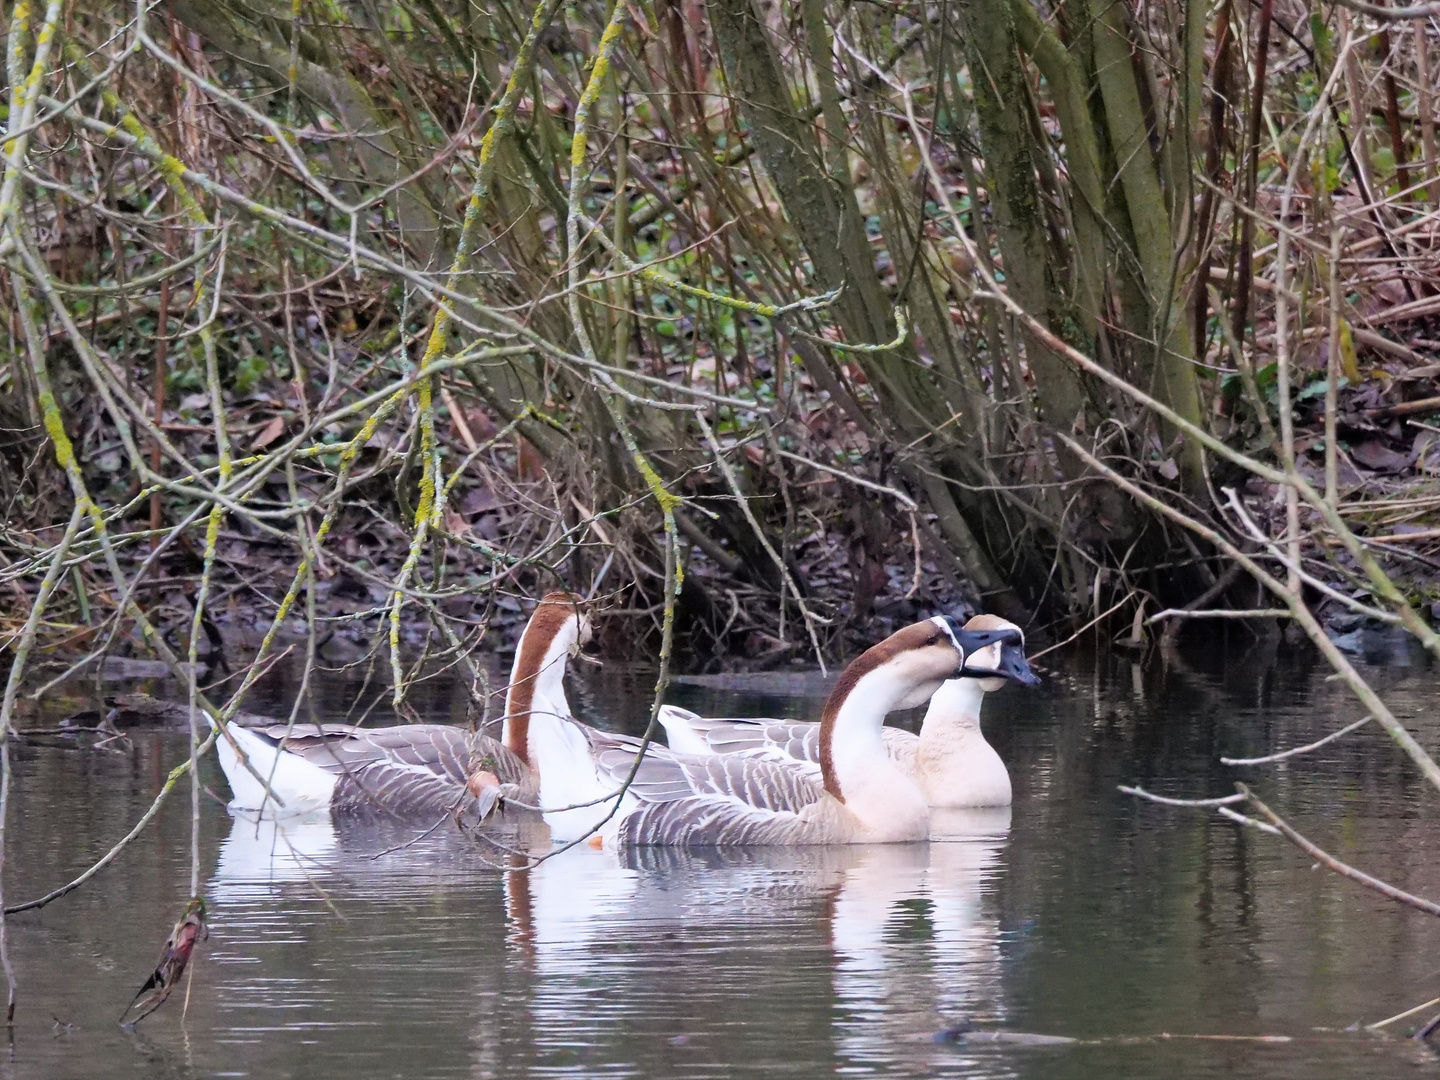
[
  {"xmin": 1237, "ymin": 784, "xmax": 1440, "ymax": 917},
  {"xmin": 1368, "ymin": 994, "xmax": 1440, "ymax": 1031}
]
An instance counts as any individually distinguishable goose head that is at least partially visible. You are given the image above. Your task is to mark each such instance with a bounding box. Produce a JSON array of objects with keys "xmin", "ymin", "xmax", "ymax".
[
  {"xmin": 466, "ymin": 767, "xmax": 521, "ymax": 822},
  {"xmin": 818, "ymin": 616, "xmax": 984, "ymax": 803},
  {"xmin": 955, "ymin": 614, "xmax": 1039, "ymax": 691},
  {"xmin": 503, "ymin": 592, "xmax": 591, "ymax": 766}
]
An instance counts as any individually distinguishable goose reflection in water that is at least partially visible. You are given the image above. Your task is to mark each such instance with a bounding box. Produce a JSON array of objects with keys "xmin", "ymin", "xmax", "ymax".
[
  {"xmin": 501, "ymin": 808, "xmax": 1011, "ymax": 1068},
  {"xmin": 208, "ymin": 807, "xmax": 1011, "ymax": 1073},
  {"xmin": 212, "ymin": 809, "xmax": 556, "ymax": 902},
  {"xmin": 212, "ymin": 810, "xmax": 340, "ymax": 901},
  {"xmin": 830, "ymin": 808, "xmax": 1011, "ymax": 1067}
]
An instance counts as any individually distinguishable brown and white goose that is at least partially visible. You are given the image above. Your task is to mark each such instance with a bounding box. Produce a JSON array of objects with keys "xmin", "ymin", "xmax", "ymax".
[
  {"xmin": 214, "ymin": 592, "xmax": 588, "ymax": 820},
  {"xmin": 533, "ymin": 616, "xmax": 1028, "ymax": 847},
  {"xmin": 655, "ymin": 615, "xmax": 1037, "ymax": 808}
]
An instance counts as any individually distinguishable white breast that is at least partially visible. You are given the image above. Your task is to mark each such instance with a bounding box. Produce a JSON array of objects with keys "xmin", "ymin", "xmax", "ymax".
[
  {"xmin": 913, "ymin": 725, "xmax": 1011, "ymax": 808},
  {"xmin": 530, "ymin": 695, "xmax": 639, "ymax": 843}
]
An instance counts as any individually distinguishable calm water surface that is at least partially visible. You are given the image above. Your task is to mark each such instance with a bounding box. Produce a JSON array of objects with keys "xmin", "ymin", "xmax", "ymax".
[{"xmin": 6, "ymin": 643, "xmax": 1440, "ymax": 1078}]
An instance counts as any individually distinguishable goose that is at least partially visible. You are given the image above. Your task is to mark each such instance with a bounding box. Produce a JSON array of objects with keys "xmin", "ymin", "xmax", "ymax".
[
  {"xmin": 529, "ymin": 616, "xmax": 1036, "ymax": 847},
  {"xmin": 213, "ymin": 592, "xmax": 589, "ymax": 820},
  {"xmin": 655, "ymin": 614, "xmax": 1037, "ymax": 808}
]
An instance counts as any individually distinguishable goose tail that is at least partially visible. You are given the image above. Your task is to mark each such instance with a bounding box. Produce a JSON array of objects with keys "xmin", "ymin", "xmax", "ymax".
[
  {"xmin": 214, "ymin": 721, "xmax": 337, "ymax": 816},
  {"xmin": 656, "ymin": 705, "xmax": 712, "ymax": 756}
]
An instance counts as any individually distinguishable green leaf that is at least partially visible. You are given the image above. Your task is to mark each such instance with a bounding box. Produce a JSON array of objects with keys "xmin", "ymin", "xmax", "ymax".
[{"xmin": 1297, "ymin": 376, "xmax": 1347, "ymax": 402}]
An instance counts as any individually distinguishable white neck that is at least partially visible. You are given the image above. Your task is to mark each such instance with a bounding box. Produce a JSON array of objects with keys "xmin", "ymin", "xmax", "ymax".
[
  {"xmin": 919, "ymin": 679, "xmax": 986, "ymax": 738},
  {"xmin": 825, "ymin": 657, "xmax": 937, "ymax": 835},
  {"xmin": 534, "ymin": 631, "xmax": 576, "ymax": 721}
]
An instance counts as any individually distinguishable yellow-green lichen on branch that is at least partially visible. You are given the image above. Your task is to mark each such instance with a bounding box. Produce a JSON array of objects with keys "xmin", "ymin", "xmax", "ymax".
[{"xmin": 36, "ymin": 387, "xmax": 76, "ymax": 472}]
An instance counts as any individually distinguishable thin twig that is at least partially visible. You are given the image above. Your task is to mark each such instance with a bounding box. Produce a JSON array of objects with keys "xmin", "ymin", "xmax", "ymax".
[
  {"xmin": 1119, "ymin": 785, "xmax": 1248, "ymax": 808},
  {"xmin": 1221, "ymin": 716, "xmax": 1373, "ymax": 766},
  {"xmin": 1367, "ymin": 995, "xmax": 1440, "ymax": 1031},
  {"xmin": 1215, "ymin": 806, "xmax": 1281, "ymax": 835},
  {"xmin": 696, "ymin": 413, "xmax": 829, "ymax": 670},
  {"xmin": 366, "ymin": 814, "xmax": 450, "ymax": 859},
  {"xmin": 1147, "ymin": 608, "xmax": 1290, "ymax": 624},
  {"xmin": 1238, "ymin": 784, "xmax": 1440, "ymax": 918}
]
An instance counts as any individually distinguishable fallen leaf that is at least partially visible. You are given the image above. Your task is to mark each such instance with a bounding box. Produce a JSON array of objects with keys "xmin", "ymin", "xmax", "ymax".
[
  {"xmin": 443, "ymin": 508, "xmax": 471, "ymax": 537},
  {"xmin": 461, "ymin": 486, "xmax": 501, "ymax": 515},
  {"xmin": 250, "ymin": 415, "xmax": 285, "ymax": 451},
  {"xmin": 1350, "ymin": 383, "xmax": 1387, "ymax": 410},
  {"xmin": 1349, "ymin": 439, "xmax": 1412, "ymax": 473},
  {"xmin": 464, "ymin": 407, "xmax": 498, "ymax": 441},
  {"xmin": 1327, "ymin": 628, "xmax": 1365, "ymax": 654},
  {"xmin": 1416, "ymin": 430, "xmax": 1440, "ymax": 475}
]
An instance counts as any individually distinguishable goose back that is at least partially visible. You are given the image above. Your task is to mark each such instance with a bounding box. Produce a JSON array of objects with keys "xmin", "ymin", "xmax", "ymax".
[
  {"xmin": 252, "ymin": 723, "xmax": 535, "ymax": 820},
  {"xmin": 582, "ymin": 733, "xmax": 864, "ymax": 846},
  {"xmin": 658, "ymin": 707, "xmax": 918, "ymax": 775}
]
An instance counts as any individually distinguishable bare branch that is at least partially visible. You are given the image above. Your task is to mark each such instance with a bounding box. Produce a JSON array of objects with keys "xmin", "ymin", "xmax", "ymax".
[
  {"xmin": 1221, "ymin": 717, "xmax": 1374, "ymax": 767},
  {"xmin": 1237, "ymin": 785, "xmax": 1440, "ymax": 918}
]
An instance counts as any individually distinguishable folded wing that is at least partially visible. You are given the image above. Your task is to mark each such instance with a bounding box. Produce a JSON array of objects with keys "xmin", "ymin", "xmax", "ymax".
[
  {"xmin": 254, "ymin": 723, "xmax": 530, "ymax": 819},
  {"xmin": 583, "ymin": 731, "xmax": 833, "ymax": 845},
  {"xmin": 657, "ymin": 707, "xmax": 917, "ymax": 773}
]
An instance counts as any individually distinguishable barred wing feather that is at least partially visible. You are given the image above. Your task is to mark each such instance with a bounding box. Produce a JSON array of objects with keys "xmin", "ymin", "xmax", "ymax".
[
  {"xmin": 694, "ymin": 715, "xmax": 825, "ymax": 765},
  {"xmin": 589, "ymin": 733, "xmax": 825, "ymax": 814},
  {"xmin": 662, "ymin": 709, "xmax": 918, "ymax": 773},
  {"xmin": 253, "ymin": 723, "xmax": 531, "ymax": 819},
  {"xmin": 616, "ymin": 796, "xmax": 816, "ymax": 846}
]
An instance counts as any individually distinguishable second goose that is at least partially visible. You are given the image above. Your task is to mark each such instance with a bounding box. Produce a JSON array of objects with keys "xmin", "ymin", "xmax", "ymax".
[{"xmin": 656, "ymin": 615, "xmax": 1037, "ymax": 808}]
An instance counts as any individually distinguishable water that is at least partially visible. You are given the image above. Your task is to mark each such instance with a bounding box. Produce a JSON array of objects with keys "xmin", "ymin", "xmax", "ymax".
[{"xmin": 6, "ymin": 643, "xmax": 1440, "ymax": 1078}]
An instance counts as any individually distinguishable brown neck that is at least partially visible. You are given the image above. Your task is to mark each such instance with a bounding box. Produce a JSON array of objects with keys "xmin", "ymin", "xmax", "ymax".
[{"xmin": 503, "ymin": 593, "xmax": 582, "ymax": 766}]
